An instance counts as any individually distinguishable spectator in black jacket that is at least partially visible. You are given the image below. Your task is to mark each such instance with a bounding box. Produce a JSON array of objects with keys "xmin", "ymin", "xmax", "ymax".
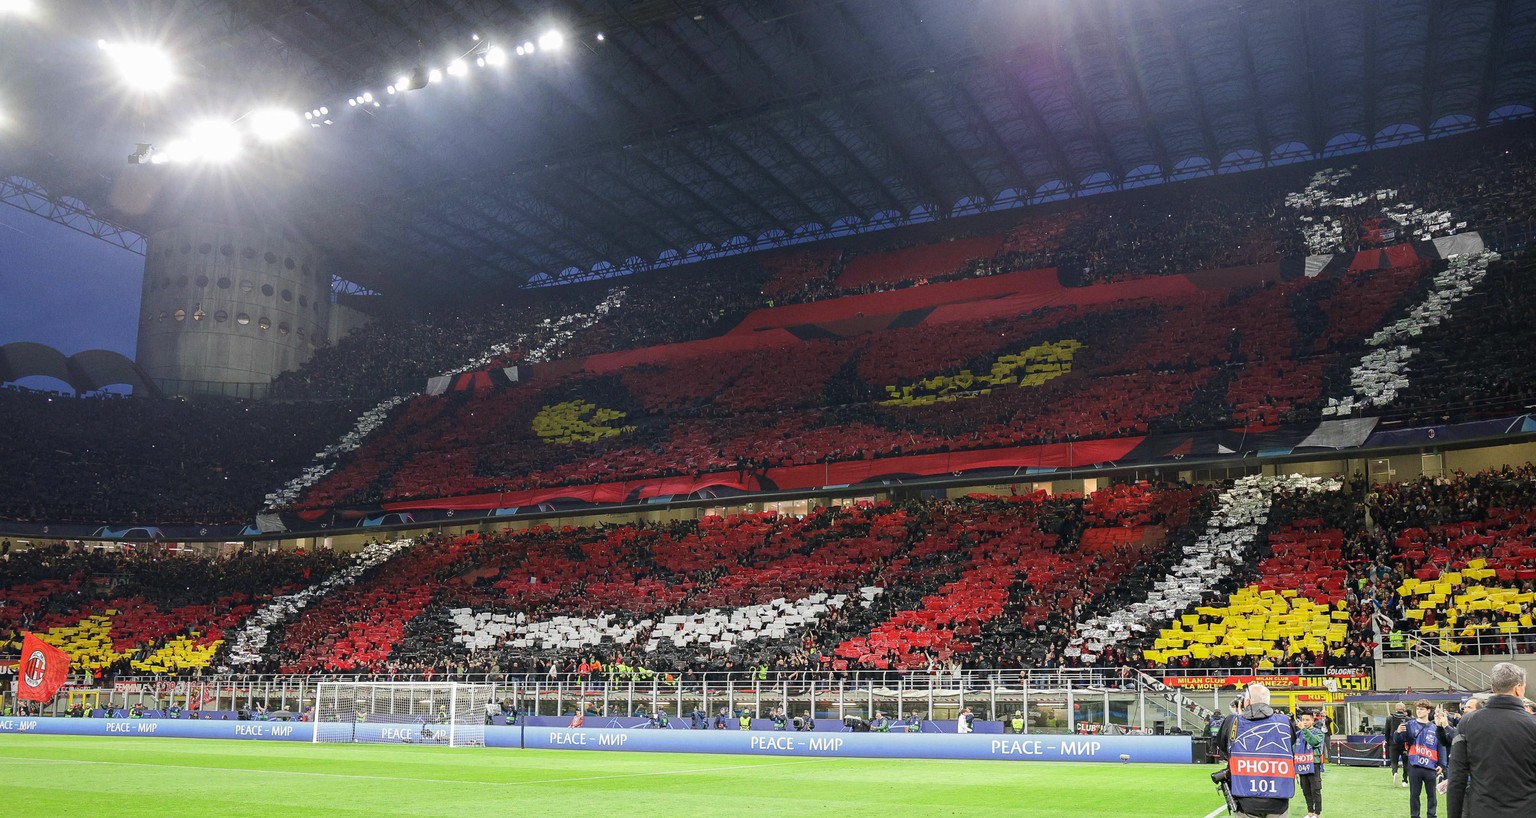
[{"xmin": 1446, "ymin": 662, "xmax": 1536, "ymax": 818}]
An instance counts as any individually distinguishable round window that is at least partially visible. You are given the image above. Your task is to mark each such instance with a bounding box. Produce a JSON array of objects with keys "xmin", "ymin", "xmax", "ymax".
[
  {"xmin": 195, "ymin": 275, "xmax": 209, "ymax": 288},
  {"xmin": 281, "ymin": 289, "xmax": 293, "ymax": 302},
  {"xmin": 236, "ymin": 313, "xmax": 251, "ymax": 325},
  {"xmin": 198, "ymin": 242, "xmax": 212, "ymax": 254},
  {"xmin": 240, "ymin": 280, "xmax": 254, "ymax": 293},
  {"xmin": 241, "ymin": 247, "xmax": 257, "ymax": 260},
  {"xmin": 264, "ymin": 251, "xmax": 278, "ymax": 265},
  {"xmin": 192, "ymin": 307, "xmax": 206, "ymax": 321},
  {"xmin": 214, "ymin": 310, "xmax": 229, "ymax": 323},
  {"xmin": 157, "ymin": 311, "xmax": 167, "ymax": 322},
  {"xmin": 278, "ymin": 321, "xmax": 291, "ymax": 335},
  {"xmin": 218, "ymin": 277, "xmax": 232, "ymax": 289},
  {"xmin": 284, "ymin": 257, "xmax": 296, "ymax": 270},
  {"xmin": 299, "ymin": 294, "xmax": 309, "ymax": 308},
  {"xmin": 174, "ymin": 308, "xmax": 186, "ymax": 321},
  {"xmin": 258, "ymin": 317, "xmax": 271, "ymax": 331},
  {"xmin": 219, "ymin": 244, "xmax": 234, "ymax": 257},
  {"xmin": 261, "ymin": 284, "xmax": 275, "ymax": 297}
]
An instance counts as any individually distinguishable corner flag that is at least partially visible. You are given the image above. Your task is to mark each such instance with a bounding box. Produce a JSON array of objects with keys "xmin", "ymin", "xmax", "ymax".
[{"xmin": 18, "ymin": 634, "xmax": 71, "ymax": 702}]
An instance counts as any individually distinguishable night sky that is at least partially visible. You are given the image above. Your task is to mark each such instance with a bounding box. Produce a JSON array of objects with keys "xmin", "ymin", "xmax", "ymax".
[{"xmin": 0, "ymin": 206, "xmax": 143, "ymax": 389}]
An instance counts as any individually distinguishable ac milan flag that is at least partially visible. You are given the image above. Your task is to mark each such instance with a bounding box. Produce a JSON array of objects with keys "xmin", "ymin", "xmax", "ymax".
[{"xmin": 17, "ymin": 634, "xmax": 71, "ymax": 702}]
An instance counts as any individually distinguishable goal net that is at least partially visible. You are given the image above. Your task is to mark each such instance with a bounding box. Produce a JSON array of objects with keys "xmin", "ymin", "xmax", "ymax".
[{"xmin": 312, "ymin": 682, "xmax": 492, "ymax": 747}]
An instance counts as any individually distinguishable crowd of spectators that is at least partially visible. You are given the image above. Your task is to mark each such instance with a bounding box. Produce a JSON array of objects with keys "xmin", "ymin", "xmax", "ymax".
[
  {"xmin": 0, "ymin": 388, "xmax": 364, "ymax": 525},
  {"xmin": 10, "ymin": 126, "xmax": 1536, "ymax": 525},
  {"xmin": 10, "ymin": 467, "xmax": 1536, "ymax": 680},
  {"xmin": 0, "ymin": 541, "xmax": 350, "ymax": 677}
]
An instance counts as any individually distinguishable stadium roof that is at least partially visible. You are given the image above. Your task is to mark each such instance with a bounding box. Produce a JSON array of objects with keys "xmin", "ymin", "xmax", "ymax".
[{"xmin": 2, "ymin": 0, "xmax": 1535, "ymax": 296}]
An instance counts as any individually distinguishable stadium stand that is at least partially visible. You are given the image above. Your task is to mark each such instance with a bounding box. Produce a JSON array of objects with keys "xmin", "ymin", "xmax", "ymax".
[
  {"xmin": 0, "ymin": 545, "xmax": 347, "ymax": 677},
  {"xmin": 4, "ymin": 129, "xmax": 1536, "ymax": 525},
  {"xmin": 9, "ymin": 467, "xmax": 1536, "ymax": 679}
]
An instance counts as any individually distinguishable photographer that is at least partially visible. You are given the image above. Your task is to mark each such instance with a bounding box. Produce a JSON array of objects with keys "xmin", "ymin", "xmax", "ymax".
[
  {"xmin": 1214, "ymin": 684, "xmax": 1295, "ymax": 818},
  {"xmin": 1293, "ymin": 709, "xmax": 1326, "ymax": 818},
  {"xmin": 1397, "ymin": 699, "xmax": 1453, "ymax": 818}
]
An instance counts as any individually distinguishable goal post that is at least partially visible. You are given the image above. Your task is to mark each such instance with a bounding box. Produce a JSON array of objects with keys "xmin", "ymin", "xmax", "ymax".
[{"xmin": 312, "ymin": 681, "xmax": 492, "ymax": 747}]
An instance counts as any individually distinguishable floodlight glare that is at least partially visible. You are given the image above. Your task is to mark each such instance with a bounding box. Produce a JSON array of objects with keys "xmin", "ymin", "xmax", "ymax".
[
  {"xmin": 100, "ymin": 42, "xmax": 176, "ymax": 92},
  {"xmin": 427, "ymin": 68, "xmax": 443, "ymax": 83},
  {"xmin": 304, "ymin": 111, "xmax": 313, "ymax": 120},
  {"xmin": 515, "ymin": 46, "xmax": 525, "ymax": 56},
  {"xmin": 596, "ymin": 32, "xmax": 605, "ymax": 42},
  {"xmin": 319, "ymin": 106, "xmax": 328, "ymax": 115},
  {"xmin": 362, "ymin": 91, "xmax": 373, "ymax": 102},
  {"xmin": 386, "ymin": 85, "xmax": 396, "ymax": 94},
  {"xmin": 522, "ymin": 41, "xmax": 536, "ymax": 54},
  {"xmin": 448, "ymin": 59, "xmax": 467, "ymax": 77},
  {"xmin": 0, "ymin": 0, "xmax": 37, "ymax": 16},
  {"xmin": 348, "ymin": 98, "xmax": 357, "ymax": 106},
  {"xmin": 485, "ymin": 46, "xmax": 507, "ymax": 66},
  {"xmin": 476, "ymin": 57, "xmax": 485, "ymax": 68},
  {"xmin": 185, "ymin": 119, "xmax": 243, "ymax": 162},
  {"xmin": 537, "ymin": 31, "xmax": 564, "ymax": 52},
  {"xmin": 248, "ymin": 108, "xmax": 301, "ymax": 142}
]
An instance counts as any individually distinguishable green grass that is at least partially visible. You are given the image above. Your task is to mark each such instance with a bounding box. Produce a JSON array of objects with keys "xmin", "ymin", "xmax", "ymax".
[{"xmin": 0, "ymin": 735, "xmax": 1410, "ymax": 817}]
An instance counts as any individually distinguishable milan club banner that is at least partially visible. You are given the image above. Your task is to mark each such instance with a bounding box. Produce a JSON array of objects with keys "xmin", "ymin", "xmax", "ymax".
[
  {"xmin": 1161, "ymin": 672, "xmax": 1373, "ymax": 692},
  {"xmin": 16, "ymin": 634, "xmax": 70, "ymax": 702}
]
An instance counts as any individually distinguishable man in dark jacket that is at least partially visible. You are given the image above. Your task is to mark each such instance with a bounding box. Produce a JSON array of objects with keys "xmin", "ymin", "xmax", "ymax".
[
  {"xmin": 1386, "ymin": 701, "xmax": 1410, "ymax": 785},
  {"xmin": 1447, "ymin": 662, "xmax": 1536, "ymax": 818}
]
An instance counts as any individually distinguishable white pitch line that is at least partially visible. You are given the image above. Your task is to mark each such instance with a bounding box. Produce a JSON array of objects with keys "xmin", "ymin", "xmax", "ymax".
[
  {"xmin": 0, "ymin": 756, "xmax": 826, "ymax": 787},
  {"xmin": 1200, "ymin": 806, "xmax": 1227, "ymax": 818}
]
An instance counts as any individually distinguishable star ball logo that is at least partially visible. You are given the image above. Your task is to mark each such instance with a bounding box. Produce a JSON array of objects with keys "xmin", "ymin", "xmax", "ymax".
[{"xmin": 23, "ymin": 648, "xmax": 48, "ymax": 688}]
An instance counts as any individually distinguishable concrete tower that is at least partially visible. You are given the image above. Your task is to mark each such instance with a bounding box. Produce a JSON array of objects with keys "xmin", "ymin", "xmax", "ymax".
[{"xmin": 136, "ymin": 223, "xmax": 332, "ymax": 397}]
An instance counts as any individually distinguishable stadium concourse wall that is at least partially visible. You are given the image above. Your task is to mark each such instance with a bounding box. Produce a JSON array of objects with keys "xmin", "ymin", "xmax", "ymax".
[{"xmin": 0, "ymin": 717, "xmax": 1193, "ymax": 763}]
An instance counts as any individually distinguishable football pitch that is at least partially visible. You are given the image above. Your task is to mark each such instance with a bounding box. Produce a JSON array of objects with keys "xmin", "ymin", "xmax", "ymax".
[{"xmin": 0, "ymin": 735, "xmax": 1406, "ymax": 817}]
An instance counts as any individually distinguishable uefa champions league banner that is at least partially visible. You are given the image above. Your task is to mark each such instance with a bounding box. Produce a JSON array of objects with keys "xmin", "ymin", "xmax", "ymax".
[
  {"xmin": 0, "ymin": 716, "xmax": 312, "ymax": 741},
  {"xmin": 516, "ymin": 726, "xmax": 1192, "ymax": 763}
]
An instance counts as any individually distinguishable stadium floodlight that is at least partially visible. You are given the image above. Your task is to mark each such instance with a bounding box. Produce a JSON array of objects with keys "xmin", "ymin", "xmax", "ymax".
[
  {"xmin": 386, "ymin": 85, "xmax": 396, "ymax": 94},
  {"xmin": 515, "ymin": 45, "xmax": 525, "ymax": 56},
  {"xmin": 348, "ymin": 98, "xmax": 357, "ymax": 106},
  {"xmin": 596, "ymin": 32, "xmax": 605, "ymax": 42},
  {"xmin": 184, "ymin": 119, "xmax": 243, "ymax": 162},
  {"xmin": 99, "ymin": 41, "xmax": 175, "ymax": 93},
  {"xmin": 521, "ymin": 41, "xmax": 536, "ymax": 54},
  {"xmin": 447, "ymin": 59, "xmax": 467, "ymax": 77},
  {"xmin": 475, "ymin": 56, "xmax": 485, "ymax": 67},
  {"xmin": 248, "ymin": 109, "xmax": 302, "ymax": 142},
  {"xmin": 537, "ymin": 30, "xmax": 564, "ymax": 52},
  {"xmin": 427, "ymin": 68, "xmax": 443, "ymax": 83},
  {"xmin": 319, "ymin": 106, "xmax": 328, "ymax": 115},
  {"xmin": 485, "ymin": 46, "xmax": 507, "ymax": 66},
  {"xmin": 362, "ymin": 91, "xmax": 373, "ymax": 103}
]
